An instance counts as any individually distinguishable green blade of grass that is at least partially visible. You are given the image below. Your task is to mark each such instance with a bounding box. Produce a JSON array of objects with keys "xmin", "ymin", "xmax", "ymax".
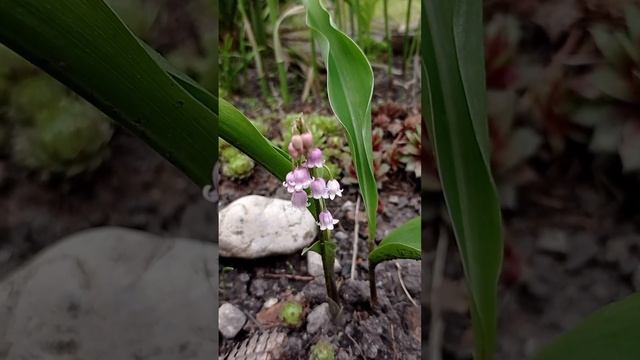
[
  {"xmin": 0, "ymin": 0, "xmax": 217, "ymax": 186},
  {"xmin": 422, "ymin": 1, "xmax": 503, "ymax": 359},
  {"xmin": 534, "ymin": 293, "xmax": 640, "ymax": 360},
  {"xmin": 369, "ymin": 217, "xmax": 421, "ymax": 266},
  {"xmin": 302, "ymin": 0, "xmax": 378, "ymax": 244}
]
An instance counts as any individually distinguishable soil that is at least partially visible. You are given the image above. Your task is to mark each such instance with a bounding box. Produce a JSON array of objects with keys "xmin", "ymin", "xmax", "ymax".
[
  {"xmin": 422, "ymin": 152, "xmax": 640, "ymax": 359},
  {"xmin": 218, "ymin": 165, "xmax": 422, "ymax": 359},
  {"xmin": 1, "ymin": 130, "xmax": 216, "ymax": 280}
]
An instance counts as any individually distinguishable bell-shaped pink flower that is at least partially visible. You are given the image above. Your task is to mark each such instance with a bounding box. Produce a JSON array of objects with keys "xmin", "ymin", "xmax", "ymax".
[
  {"xmin": 326, "ymin": 179, "xmax": 343, "ymax": 200},
  {"xmin": 301, "ymin": 132, "xmax": 313, "ymax": 150},
  {"xmin": 304, "ymin": 148, "xmax": 324, "ymax": 168},
  {"xmin": 292, "ymin": 166, "xmax": 313, "ymax": 191},
  {"xmin": 310, "ymin": 178, "xmax": 328, "ymax": 199},
  {"xmin": 291, "ymin": 190, "xmax": 309, "ymax": 208},
  {"xmin": 317, "ymin": 210, "xmax": 339, "ymax": 231},
  {"xmin": 283, "ymin": 170, "xmax": 296, "ymax": 193}
]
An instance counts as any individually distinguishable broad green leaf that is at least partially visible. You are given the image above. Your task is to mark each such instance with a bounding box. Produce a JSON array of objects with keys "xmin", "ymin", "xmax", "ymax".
[
  {"xmin": 534, "ymin": 293, "xmax": 640, "ymax": 360},
  {"xmin": 0, "ymin": 0, "xmax": 216, "ymax": 186},
  {"xmin": 142, "ymin": 43, "xmax": 292, "ymax": 181},
  {"xmin": 303, "ymin": 0, "xmax": 378, "ymax": 242},
  {"xmin": 368, "ymin": 217, "xmax": 421, "ymax": 266},
  {"xmin": 423, "ymin": 1, "xmax": 503, "ymax": 359}
]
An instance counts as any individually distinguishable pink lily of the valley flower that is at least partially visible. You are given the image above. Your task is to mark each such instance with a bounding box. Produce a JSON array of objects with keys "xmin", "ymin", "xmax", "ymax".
[
  {"xmin": 283, "ymin": 167, "xmax": 313, "ymax": 192},
  {"xmin": 318, "ymin": 210, "xmax": 339, "ymax": 231},
  {"xmin": 291, "ymin": 190, "xmax": 309, "ymax": 208},
  {"xmin": 326, "ymin": 179, "xmax": 343, "ymax": 200},
  {"xmin": 304, "ymin": 148, "xmax": 325, "ymax": 168},
  {"xmin": 310, "ymin": 178, "xmax": 328, "ymax": 199}
]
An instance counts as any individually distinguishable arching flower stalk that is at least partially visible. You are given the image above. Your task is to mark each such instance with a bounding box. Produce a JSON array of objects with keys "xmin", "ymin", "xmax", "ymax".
[{"xmin": 282, "ymin": 116, "xmax": 342, "ymax": 308}]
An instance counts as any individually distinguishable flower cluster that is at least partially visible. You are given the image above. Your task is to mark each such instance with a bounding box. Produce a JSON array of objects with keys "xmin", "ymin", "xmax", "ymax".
[{"xmin": 283, "ymin": 123, "xmax": 343, "ymax": 231}]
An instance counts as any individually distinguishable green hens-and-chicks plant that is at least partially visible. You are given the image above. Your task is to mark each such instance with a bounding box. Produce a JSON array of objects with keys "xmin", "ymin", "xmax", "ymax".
[
  {"xmin": 0, "ymin": 44, "xmax": 114, "ymax": 179},
  {"xmin": 5, "ymin": 70, "xmax": 113, "ymax": 178}
]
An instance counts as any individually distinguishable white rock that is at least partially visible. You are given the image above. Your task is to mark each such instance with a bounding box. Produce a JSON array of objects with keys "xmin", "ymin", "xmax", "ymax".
[
  {"xmin": 307, "ymin": 251, "xmax": 341, "ymax": 277},
  {"xmin": 0, "ymin": 227, "xmax": 216, "ymax": 360},
  {"xmin": 263, "ymin": 297, "xmax": 279, "ymax": 309},
  {"xmin": 306, "ymin": 303, "xmax": 330, "ymax": 334},
  {"xmin": 218, "ymin": 303, "xmax": 247, "ymax": 339},
  {"xmin": 219, "ymin": 195, "xmax": 318, "ymax": 258}
]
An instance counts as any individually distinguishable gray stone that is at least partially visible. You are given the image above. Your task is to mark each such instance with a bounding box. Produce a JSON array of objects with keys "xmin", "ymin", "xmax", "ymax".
[
  {"xmin": 307, "ymin": 251, "xmax": 341, "ymax": 277},
  {"xmin": 334, "ymin": 231, "xmax": 348, "ymax": 241},
  {"xmin": 537, "ymin": 228, "xmax": 569, "ymax": 254},
  {"xmin": 218, "ymin": 303, "xmax": 246, "ymax": 339},
  {"xmin": 340, "ymin": 279, "xmax": 369, "ymax": 305},
  {"xmin": 219, "ymin": 195, "xmax": 318, "ymax": 258},
  {"xmin": 0, "ymin": 227, "xmax": 216, "ymax": 360},
  {"xmin": 302, "ymin": 279, "xmax": 328, "ymax": 305},
  {"xmin": 306, "ymin": 303, "xmax": 330, "ymax": 334}
]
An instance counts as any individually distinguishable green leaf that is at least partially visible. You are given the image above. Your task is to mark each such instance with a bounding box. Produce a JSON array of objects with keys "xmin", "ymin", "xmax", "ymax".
[
  {"xmin": 0, "ymin": 0, "xmax": 216, "ymax": 186},
  {"xmin": 624, "ymin": 3, "xmax": 640, "ymax": 43},
  {"xmin": 534, "ymin": 293, "xmax": 640, "ymax": 360},
  {"xmin": 141, "ymin": 44, "xmax": 292, "ymax": 181},
  {"xmin": 423, "ymin": 1, "xmax": 503, "ymax": 359},
  {"xmin": 590, "ymin": 66, "xmax": 636, "ymax": 102},
  {"xmin": 590, "ymin": 26, "xmax": 627, "ymax": 70},
  {"xmin": 368, "ymin": 217, "xmax": 421, "ymax": 266},
  {"xmin": 303, "ymin": 0, "xmax": 379, "ymax": 242}
]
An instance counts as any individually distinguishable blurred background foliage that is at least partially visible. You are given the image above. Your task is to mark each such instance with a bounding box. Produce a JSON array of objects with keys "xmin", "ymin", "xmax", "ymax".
[
  {"xmin": 0, "ymin": 0, "xmax": 216, "ymax": 181},
  {"xmin": 218, "ymin": 0, "xmax": 421, "ymax": 187}
]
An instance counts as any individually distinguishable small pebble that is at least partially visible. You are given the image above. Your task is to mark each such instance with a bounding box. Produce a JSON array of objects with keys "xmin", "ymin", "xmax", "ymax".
[
  {"xmin": 306, "ymin": 303, "xmax": 331, "ymax": 334},
  {"xmin": 307, "ymin": 251, "xmax": 341, "ymax": 277},
  {"xmin": 263, "ymin": 297, "xmax": 278, "ymax": 309},
  {"xmin": 218, "ymin": 303, "xmax": 246, "ymax": 339},
  {"xmin": 339, "ymin": 279, "xmax": 369, "ymax": 305}
]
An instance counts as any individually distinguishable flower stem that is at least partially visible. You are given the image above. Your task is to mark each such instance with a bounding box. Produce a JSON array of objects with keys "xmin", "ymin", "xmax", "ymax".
[
  {"xmin": 320, "ymin": 229, "xmax": 339, "ymax": 311},
  {"xmin": 311, "ymin": 170, "xmax": 339, "ymax": 313},
  {"xmin": 368, "ymin": 238, "xmax": 378, "ymax": 306}
]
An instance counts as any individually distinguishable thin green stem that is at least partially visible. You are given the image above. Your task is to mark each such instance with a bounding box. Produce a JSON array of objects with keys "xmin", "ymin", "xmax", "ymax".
[
  {"xmin": 383, "ymin": 0, "xmax": 392, "ymax": 92},
  {"xmin": 310, "ymin": 30, "xmax": 319, "ymax": 101},
  {"xmin": 348, "ymin": 1, "xmax": 355, "ymax": 38},
  {"xmin": 311, "ymin": 168, "xmax": 339, "ymax": 312},
  {"xmin": 238, "ymin": 0, "xmax": 269, "ymax": 99},
  {"xmin": 335, "ymin": 0, "xmax": 343, "ymax": 30},
  {"xmin": 368, "ymin": 216, "xmax": 378, "ymax": 306},
  {"xmin": 402, "ymin": 0, "xmax": 413, "ymax": 75}
]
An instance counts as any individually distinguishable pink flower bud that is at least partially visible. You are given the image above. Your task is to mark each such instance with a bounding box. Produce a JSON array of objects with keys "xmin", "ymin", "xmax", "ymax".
[
  {"xmin": 301, "ymin": 132, "xmax": 313, "ymax": 150},
  {"xmin": 310, "ymin": 178, "xmax": 328, "ymax": 199},
  {"xmin": 291, "ymin": 190, "xmax": 309, "ymax": 208},
  {"xmin": 317, "ymin": 210, "xmax": 339, "ymax": 231},
  {"xmin": 288, "ymin": 142, "xmax": 300, "ymax": 159},
  {"xmin": 326, "ymin": 179, "xmax": 343, "ymax": 200},
  {"xmin": 291, "ymin": 134, "xmax": 304, "ymax": 152},
  {"xmin": 304, "ymin": 148, "xmax": 324, "ymax": 168}
]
